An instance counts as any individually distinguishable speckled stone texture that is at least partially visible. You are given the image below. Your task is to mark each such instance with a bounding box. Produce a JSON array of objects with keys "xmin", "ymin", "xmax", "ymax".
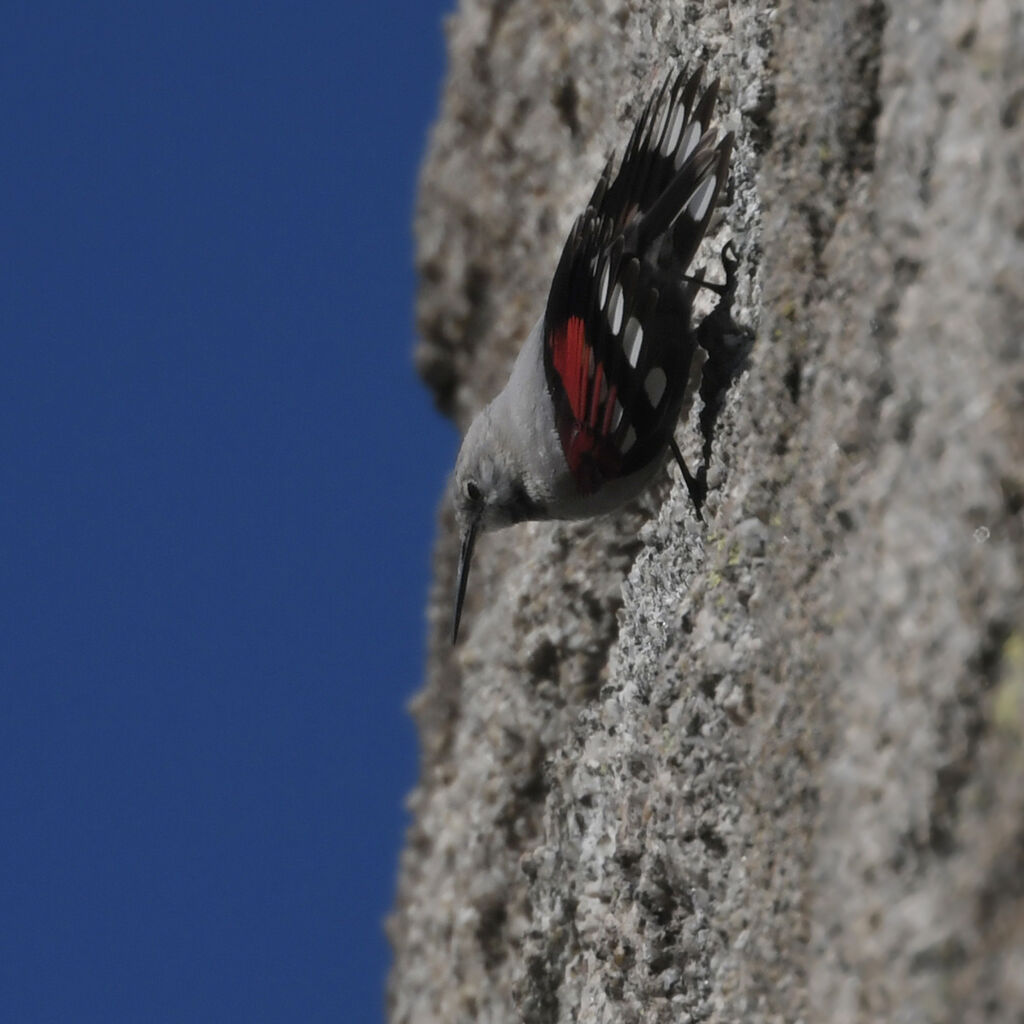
[{"xmin": 388, "ymin": 1, "xmax": 1024, "ymax": 1022}]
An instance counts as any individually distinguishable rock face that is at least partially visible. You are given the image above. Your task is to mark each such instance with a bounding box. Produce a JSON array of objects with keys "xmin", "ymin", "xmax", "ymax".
[{"xmin": 388, "ymin": 1, "xmax": 1024, "ymax": 1021}]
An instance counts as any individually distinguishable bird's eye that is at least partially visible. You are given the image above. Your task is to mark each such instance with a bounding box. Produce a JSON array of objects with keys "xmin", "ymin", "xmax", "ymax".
[{"xmin": 465, "ymin": 480, "xmax": 482, "ymax": 503}]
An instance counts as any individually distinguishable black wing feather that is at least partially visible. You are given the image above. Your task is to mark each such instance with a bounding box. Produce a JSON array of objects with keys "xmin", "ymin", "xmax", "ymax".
[{"xmin": 543, "ymin": 66, "xmax": 731, "ymax": 491}]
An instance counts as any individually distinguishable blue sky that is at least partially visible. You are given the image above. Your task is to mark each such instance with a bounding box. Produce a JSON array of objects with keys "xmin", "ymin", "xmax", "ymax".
[{"xmin": 1, "ymin": 3, "xmax": 456, "ymax": 1020}]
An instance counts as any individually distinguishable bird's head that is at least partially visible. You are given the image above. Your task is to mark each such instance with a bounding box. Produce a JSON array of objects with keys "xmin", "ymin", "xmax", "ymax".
[{"xmin": 450, "ymin": 406, "xmax": 545, "ymax": 642}]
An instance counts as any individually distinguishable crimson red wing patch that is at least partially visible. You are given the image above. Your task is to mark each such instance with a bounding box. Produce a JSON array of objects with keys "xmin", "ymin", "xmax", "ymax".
[
  {"xmin": 549, "ymin": 315, "xmax": 588, "ymax": 425},
  {"xmin": 547, "ymin": 315, "xmax": 622, "ymax": 493}
]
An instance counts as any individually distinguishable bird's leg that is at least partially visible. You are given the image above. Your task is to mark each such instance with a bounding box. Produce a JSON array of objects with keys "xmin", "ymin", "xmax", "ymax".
[
  {"xmin": 681, "ymin": 270, "xmax": 726, "ymax": 297},
  {"xmin": 682, "ymin": 241, "xmax": 740, "ymax": 298},
  {"xmin": 670, "ymin": 437, "xmax": 706, "ymax": 522},
  {"xmin": 695, "ymin": 242, "xmax": 749, "ymax": 380},
  {"xmin": 690, "ymin": 243, "xmax": 754, "ymax": 505},
  {"xmin": 680, "ymin": 265, "xmax": 710, "ymax": 298}
]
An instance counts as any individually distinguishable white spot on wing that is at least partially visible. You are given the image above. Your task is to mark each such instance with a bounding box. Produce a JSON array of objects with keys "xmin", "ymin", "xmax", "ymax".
[
  {"xmin": 624, "ymin": 316, "xmax": 643, "ymax": 368},
  {"xmin": 621, "ymin": 425, "xmax": 636, "ymax": 454},
  {"xmin": 611, "ymin": 400, "xmax": 623, "ymax": 431},
  {"xmin": 645, "ymin": 367, "xmax": 666, "ymax": 407},
  {"xmin": 651, "ymin": 101, "xmax": 669, "ymax": 151},
  {"xmin": 608, "ymin": 283, "xmax": 624, "ymax": 335},
  {"xmin": 687, "ymin": 175, "xmax": 716, "ymax": 221},
  {"xmin": 677, "ymin": 122, "xmax": 700, "ymax": 166},
  {"xmin": 663, "ymin": 104, "xmax": 685, "ymax": 155},
  {"xmin": 598, "ymin": 259, "xmax": 610, "ymax": 307}
]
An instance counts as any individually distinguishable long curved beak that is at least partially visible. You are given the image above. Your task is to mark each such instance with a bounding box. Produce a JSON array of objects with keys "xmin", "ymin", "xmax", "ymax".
[{"xmin": 452, "ymin": 516, "xmax": 479, "ymax": 643}]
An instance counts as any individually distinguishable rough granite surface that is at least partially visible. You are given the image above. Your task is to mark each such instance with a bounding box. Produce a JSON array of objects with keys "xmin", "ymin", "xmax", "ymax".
[{"xmin": 388, "ymin": 1, "xmax": 1024, "ymax": 1021}]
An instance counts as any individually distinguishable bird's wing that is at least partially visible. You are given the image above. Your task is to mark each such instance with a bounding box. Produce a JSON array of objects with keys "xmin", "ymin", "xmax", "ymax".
[{"xmin": 543, "ymin": 67, "xmax": 731, "ymax": 495}]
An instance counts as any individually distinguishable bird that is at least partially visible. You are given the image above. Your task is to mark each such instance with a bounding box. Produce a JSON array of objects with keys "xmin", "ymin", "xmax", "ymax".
[{"xmin": 450, "ymin": 65, "xmax": 739, "ymax": 643}]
